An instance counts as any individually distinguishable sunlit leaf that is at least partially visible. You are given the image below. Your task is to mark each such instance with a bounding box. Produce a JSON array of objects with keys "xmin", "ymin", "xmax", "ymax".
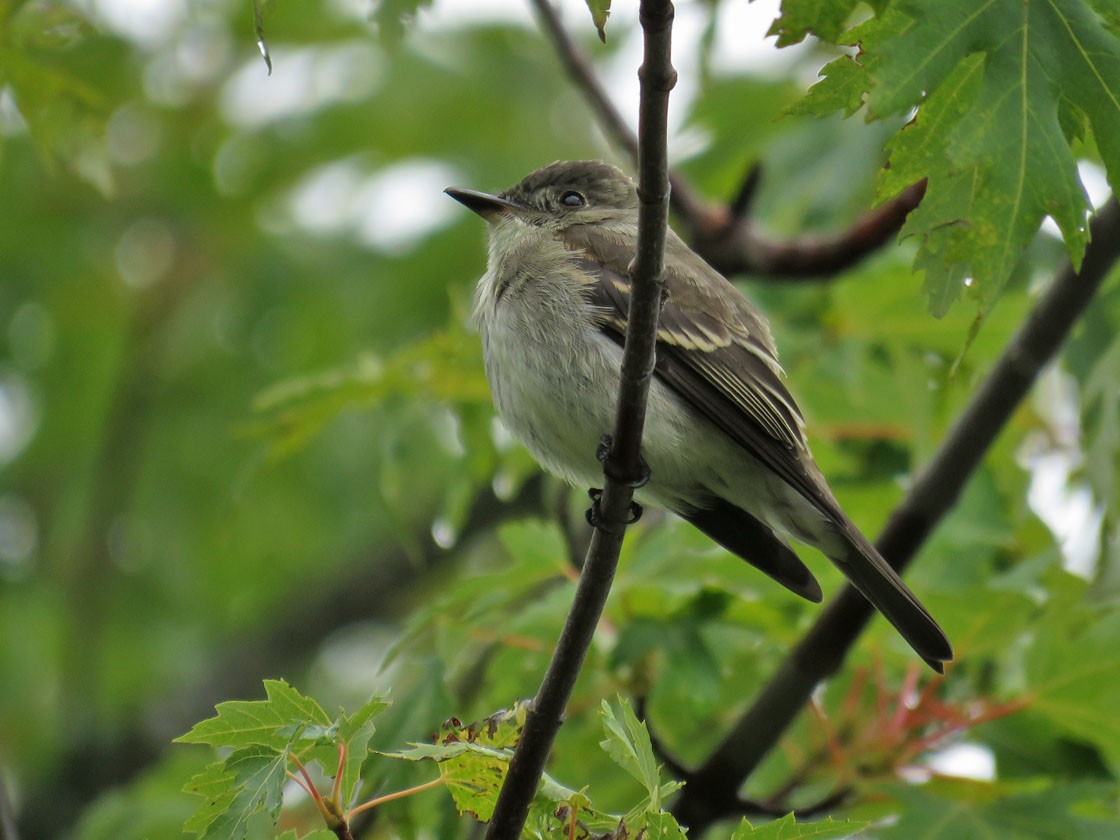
[
  {"xmin": 176, "ymin": 680, "xmax": 332, "ymax": 751},
  {"xmin": 585, "ymin": 0, "xmax": 611, "ymax": 42}
]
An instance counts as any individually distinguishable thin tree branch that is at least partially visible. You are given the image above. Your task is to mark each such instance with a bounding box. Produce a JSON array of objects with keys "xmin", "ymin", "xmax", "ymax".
[
  {"xmin": 483, "ymin": 3, "xmax": 677, "ymax": 837},
  {"xmin": 671, "ymin": 197, "xmax": 1120, "ymax": 834},
  {"xmin": 727, "ymin": 162, "xmax": 764, "ymax": 222},
  {"xmin": 528, "ymin": 0, "xmax": 923, "ymax": 278}
]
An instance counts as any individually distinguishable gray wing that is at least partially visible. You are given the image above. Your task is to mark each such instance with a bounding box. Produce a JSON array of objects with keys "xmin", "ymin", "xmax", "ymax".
[
  {"xmin": 563, "ymin": 226, "xmax": 954, "ymax": 666},
  {"xmin": 562, "ymin": 224, "xmax": 842, "ymax": 523}
]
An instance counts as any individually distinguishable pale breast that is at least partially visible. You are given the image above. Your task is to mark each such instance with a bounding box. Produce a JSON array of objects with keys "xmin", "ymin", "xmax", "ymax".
[
  {"xmin": 480, "ymin": 279, "xmax": 618, "ymax": 488},
  {"xmin": 473, "ymin": 223, "xmax": 721, "ymax": 508}
]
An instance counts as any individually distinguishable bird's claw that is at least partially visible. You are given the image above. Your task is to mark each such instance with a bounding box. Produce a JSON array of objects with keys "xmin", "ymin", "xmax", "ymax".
[
  {"xmin": 595, "ymin": 434, "xmax": 651, "ymax": 489},
  {"xmin": 585, "ymin": 487, "xmax": 643, "ymax": 530},
  {"xmin": 626, "ymin": 500, "xmax": 643, "ymax": 524}
]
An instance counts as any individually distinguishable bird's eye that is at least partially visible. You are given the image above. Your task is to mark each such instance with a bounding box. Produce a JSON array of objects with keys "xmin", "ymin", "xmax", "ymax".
[{"xmin": 559, "ymin": 190, "xmax": 586, "ymax": 208}]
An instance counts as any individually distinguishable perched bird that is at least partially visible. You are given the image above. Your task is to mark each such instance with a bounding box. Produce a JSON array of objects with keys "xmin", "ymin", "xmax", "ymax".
[{"xmin": 446, "ymin": 160, "xmax": 952, "ymax": 671}]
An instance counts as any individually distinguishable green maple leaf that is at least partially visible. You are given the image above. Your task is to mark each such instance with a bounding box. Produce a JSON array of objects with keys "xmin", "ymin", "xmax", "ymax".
[
  {"xmin": 183, "ymin": 763, "xmax": 238, "ymax": 837},
  {"xmin": 1028, "ymin": 607, "xmax": 1120, "ymax": 768},
  {"xmin": 336, "ymin": 695, "xmax": 390, "ymax": 804},
  {"xmin": 786, "ymin": 54, "xmax": 869, "ymax": 117},
  {"xmin": 768, "ymin": 0, "xmax": 865, "ymax": 46},
  {"xmin": 179, "ymin": 682, "xmax": 391, "ymax": 837},
  {"xmin": 183, "ymin": 746, "xmax": 290, "ymax": 840},
  {"xmin": 176, "ymin": 680, "xmax": 332, "ymax": 751},
  {"xmin": 796, "ymin": 0, "xmax": 1120, "ymax": 313},
  {"xmin": 877, "ymin": 777, "xmax": 1120, "ymax": 838},
  {"xmin": 599, "ymin": 698, "xmax": 669, "ymax": 807},
  {"xmin": 731, "ymin": 814, "xmax": 870, "ymax": 839}
]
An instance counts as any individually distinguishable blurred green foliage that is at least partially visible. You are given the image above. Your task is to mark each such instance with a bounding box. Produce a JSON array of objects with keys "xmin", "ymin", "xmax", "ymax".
[{"xmin": 1, "ymin": 1, "xmax": 1119, "ymax": 838}]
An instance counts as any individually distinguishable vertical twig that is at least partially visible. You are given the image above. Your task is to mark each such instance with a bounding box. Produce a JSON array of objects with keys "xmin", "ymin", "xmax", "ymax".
[{"xmin": 483, "ymin": 3, "xmax": 677, "ymax": 837}]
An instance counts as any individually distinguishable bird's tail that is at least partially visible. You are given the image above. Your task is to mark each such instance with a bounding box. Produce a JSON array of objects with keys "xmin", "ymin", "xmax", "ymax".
[{"xmin": 829, "ymin": 523, "xmax": 953, "ymax": 672}]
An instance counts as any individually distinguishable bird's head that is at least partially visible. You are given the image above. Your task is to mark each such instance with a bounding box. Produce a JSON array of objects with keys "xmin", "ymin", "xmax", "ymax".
[{"xmin": 445, "ymin": 160, "xmax": 638, "ymax": 231}]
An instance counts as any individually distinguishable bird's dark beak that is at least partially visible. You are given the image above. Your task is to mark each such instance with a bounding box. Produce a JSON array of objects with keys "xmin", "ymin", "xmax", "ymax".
[{"xmin": 444, "ymin": 187, "xmax": 523, "ymax": 220}]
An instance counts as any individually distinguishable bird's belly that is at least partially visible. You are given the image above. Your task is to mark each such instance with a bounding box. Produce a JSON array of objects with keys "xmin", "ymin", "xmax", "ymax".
[
  {"xmin": 480, "ymin": 309, "xmax": 703, "ymax": 504},
  {"xmin": 478, "ymin": 303, "xmax": 829, "ymax": 548}
]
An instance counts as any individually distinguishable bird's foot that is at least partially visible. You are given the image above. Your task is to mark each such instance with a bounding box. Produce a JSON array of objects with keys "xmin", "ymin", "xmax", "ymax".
[
  {"xmin": 585, "ymin": 487, "xmax": 643, "ymax": 530},
  {"xmin": 595, "ymin": 434, "xmax": 651, "ymax": 489}
]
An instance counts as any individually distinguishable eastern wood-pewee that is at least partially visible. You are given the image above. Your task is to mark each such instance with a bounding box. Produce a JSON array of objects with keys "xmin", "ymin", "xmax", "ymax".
[{"xmin": 446, "ymin": 160, "xmax": 952, "ymax": 671}]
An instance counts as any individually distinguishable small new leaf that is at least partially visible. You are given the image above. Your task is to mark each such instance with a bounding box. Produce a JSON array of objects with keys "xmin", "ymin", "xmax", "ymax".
[
  {"xmin": 585, "ymin": 0, "xmax": 611, "ymax": 42},
  {"xmin": 337, "ymin": 693, "xmax": 390, "ymax": 804},
  {"xmin": 180, "ymin": 683, "xmax": 391, "ymax": 836},
  {"xmin": 599, "ymin": 698, "xmax": 676, "ymax": 808},
  {"xmin": 643, "ymin": 810, "xmax": 689, "ymax": 839}
]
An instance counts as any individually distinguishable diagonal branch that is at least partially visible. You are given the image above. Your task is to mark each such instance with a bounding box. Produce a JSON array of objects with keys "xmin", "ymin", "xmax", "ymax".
[
  {"xmin": 695, "ymin": 178, "xmax": 929, "ymax": 279},
  {"xmin": 671, "ymin": 197, "xmax": 1120, "ymax": 833},
  {"xmin": 528, "ymin": 0, "xmax": 923, "ymax": 278},
  {"xmin": 483, "ymin": 3, "xmax": 677, "ymax": 837}
]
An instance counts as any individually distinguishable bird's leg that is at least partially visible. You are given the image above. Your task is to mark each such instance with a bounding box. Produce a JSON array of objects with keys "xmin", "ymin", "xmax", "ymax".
[{"xmin": 585, "ymin": 434, "xmax": 648, "ymax": 529}]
